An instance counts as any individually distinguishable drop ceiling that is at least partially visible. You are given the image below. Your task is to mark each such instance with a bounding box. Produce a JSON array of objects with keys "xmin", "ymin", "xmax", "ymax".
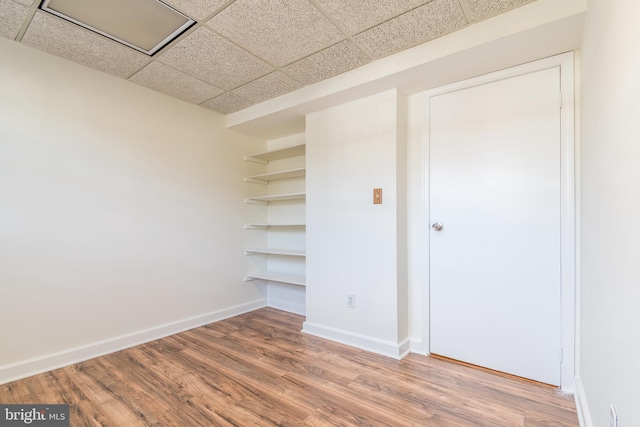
[{"xmin": 2, "ymin": 0, "xmax": 539, "ymax": 115}]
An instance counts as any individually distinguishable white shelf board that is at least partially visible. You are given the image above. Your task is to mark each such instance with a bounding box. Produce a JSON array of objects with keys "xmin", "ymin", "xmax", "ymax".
[
  {"xmin": 244, "ymin": 192, "xmax": 306, "ymax": 204},
  {"xmin": 244, "ymin": 272, "xmax": 306, "ymax": 286},
  {"xmin": 244, "ymin": 223, "xmax": 306, "ymax": 229},
  {"xmin": 244, "ymin": 248, "xmax": 306, "ymax": 256},
  {"xmin": 245, "ymin": 144, "xmax": 306, "ymax": 164},
  {"xmin": 246, "ymin": 168, "xmax": 305, "ymax": 184}
]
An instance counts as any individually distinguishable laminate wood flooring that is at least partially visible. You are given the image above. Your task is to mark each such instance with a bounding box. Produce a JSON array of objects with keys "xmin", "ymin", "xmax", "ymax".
[{"xmin": 0, "ymin": 308, "xmax": 578, "ymax": 426}]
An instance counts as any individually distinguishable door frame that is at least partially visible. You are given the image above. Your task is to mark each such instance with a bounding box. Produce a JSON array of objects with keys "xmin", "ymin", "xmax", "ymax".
[{"xmin": 417, "ymin": 52, "xmax": 576, "ymax": 391}]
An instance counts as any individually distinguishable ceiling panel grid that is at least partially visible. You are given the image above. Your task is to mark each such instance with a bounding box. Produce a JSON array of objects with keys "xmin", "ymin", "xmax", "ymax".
[{"xmin": 0, "ymin": 0, "xmax": 538, "ymax": 114}]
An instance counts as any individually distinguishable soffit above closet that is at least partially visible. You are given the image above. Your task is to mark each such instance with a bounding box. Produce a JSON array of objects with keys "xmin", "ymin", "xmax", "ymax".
[{"xmin": 1, "ymin": 0, "xmax": 538, "ymax": 115}]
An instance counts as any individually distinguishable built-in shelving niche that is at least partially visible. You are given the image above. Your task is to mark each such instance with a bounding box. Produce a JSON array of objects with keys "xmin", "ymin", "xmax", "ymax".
[{"xmin": 243, "ymin": 134, "xmax": 306, "ymax": 315}]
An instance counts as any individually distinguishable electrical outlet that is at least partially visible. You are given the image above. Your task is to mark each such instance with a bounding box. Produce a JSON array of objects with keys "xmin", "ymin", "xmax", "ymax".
[
  {"xmin": 347, "ymin": 294, "xmax": 356, "ymax": 308},
  {"xmin": 610, "ymin": 405, "xmax": 618, "ymax": 427}
]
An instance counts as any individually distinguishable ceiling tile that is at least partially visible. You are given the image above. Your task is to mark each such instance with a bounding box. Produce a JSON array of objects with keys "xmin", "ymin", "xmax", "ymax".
[
  {"xmin": 0, "ymin": 0, "xmax": 30, "ymax": 40},
  {"xmin": 206, "ymin": 0, "xmax": 345, "ymax": 67},
  {"xmin": 129, "ymin": 61, "xmax": 224, "ymax": 104},
  {"xmin": 314, "ymin": 0, "xmax": 429, "ymax": 36},
  {"xmin": 13, "ymin": 0, "xmax": 33, "ymax": 6},
  {"xmin": 352, "ymin": 0, "xmax": 468, "ymax": 58},
  {"xmin": 158, "ymin": 26, "xmax": 273, "ymax": 91},
  {"xmin": 161, "ymin": 0, "xmax": 228, "ymax": 20},
  {"xmin": 464, "ymin": 0, "xmax": 535, "ymax": 21},
  {"xmin": 202, "ymin": 92, "xmax": 255, "ymax": 114},
  {"xmin": 22, "ymin": 12, "xmax": 150, "ymax": 78},
  {"xmin": 283, "ymin": 40, "xmax": 370, "ymax": 85},
  {"xmin": 231, "ymin": 71, "xmax": 303, "ymax": 103}
]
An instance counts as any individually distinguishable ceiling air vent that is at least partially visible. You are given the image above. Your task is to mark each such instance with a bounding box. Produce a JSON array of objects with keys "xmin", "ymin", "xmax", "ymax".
[{"xmin": 40, "ymin": 0, "xmax": 195, "ymax": 55}]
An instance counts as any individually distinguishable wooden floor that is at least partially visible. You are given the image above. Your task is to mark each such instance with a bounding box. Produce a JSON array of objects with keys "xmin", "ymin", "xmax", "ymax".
[{"xmin": 0, "ymin": 308, "xmax": 578, "ymax": 426}]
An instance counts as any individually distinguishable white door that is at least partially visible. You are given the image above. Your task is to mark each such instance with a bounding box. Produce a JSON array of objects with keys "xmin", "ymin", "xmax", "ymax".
[{"xmin": 429, "ymin": 67, "xmax": 562, "ymax": 385}]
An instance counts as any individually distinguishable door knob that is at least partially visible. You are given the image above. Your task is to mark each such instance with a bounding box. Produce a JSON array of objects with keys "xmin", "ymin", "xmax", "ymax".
[{"xmin": 432, "ymin": 222, "xmax": 444, "ymax": 231}]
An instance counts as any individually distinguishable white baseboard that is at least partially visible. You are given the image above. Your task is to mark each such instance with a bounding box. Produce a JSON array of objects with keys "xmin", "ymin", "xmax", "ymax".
[
  {"xmin": 574, "ymin": 376, "xmax": 593, "ymax": 427},
  {"xmin": 409, "ymin": 338, "xmax": 429, "ymax": 355},
  {"xmin": 267, "ymin": 298, "xmax": 306, "ymax": 316},
  {"xmin": 302, "ymin": 321, "xmax": 410, "ymax": 360},
  {"xmin": 0, "ymin": 299, "xmax": 267, "ymax": 386}
]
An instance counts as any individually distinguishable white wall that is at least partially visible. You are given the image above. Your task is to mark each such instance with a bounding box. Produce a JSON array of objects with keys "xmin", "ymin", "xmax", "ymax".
[
  {"xmin": 304, "ymin": 89, "xmax": 408, "ymax": 358},
  {"xmin": 579, "ymin": 0, "xmax": 640, "ymax": 426},
  {"xmin": 0, "ymin": 38, "xmax": 267, "ymax": 383}
]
